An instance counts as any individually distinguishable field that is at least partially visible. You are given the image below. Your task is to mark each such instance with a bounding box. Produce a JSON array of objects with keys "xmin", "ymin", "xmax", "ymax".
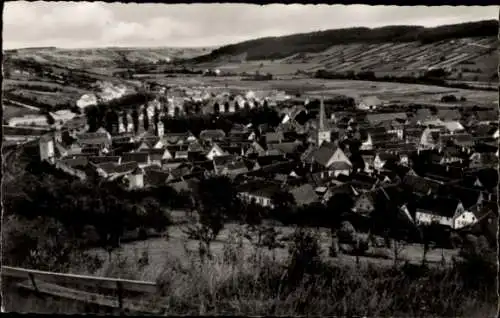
[
  {"xmin": 86, "ymin": 219, "xmax": 460, "ymax": 283},
  {"xmin": 2, "ymin": 105, "xmax": 40, "ymax": 121},
  {"xmin": 148, "ymin": 76, "xmax": 497, "ymax": 106},
  {"xmin": 197, "ymin": 36, "xmax": 497, "ymax": 80},
  {"xmin": 5, "ymin": 47, "xmax": 215, "ymax": 70}
]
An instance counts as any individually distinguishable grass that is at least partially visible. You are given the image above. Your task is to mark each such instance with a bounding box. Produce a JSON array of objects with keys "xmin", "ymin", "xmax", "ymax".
[
  {"xmin": 3, "ymin": 221, "xmax": 496, "ymax": 316},
  {"xmin": 85, "ymin": 223, "xmax": 460, "ymax": 282}
]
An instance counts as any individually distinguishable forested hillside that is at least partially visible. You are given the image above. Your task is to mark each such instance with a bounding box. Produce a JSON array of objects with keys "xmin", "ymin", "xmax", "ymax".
[{"xmin": 191, "ymin": 20, "xmax": 498, "ymax": 63}]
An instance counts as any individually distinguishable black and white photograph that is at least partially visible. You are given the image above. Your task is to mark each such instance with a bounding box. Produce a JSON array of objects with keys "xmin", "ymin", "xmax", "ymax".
[{"xmin": 2, "ymin": 2, "xmax": 499, "ymax": 315}]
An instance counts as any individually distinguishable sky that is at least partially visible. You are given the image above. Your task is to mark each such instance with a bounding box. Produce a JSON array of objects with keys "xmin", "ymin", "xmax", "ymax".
[{"xmin": 3, "ymin": 2, "xmax": 498, "ymax": 49}]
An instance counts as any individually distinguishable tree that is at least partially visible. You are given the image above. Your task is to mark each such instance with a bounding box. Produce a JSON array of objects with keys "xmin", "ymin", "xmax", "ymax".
[
  {"xmin": 85, "ymin": 105, "xmax": 99, "ymax": 132},
  {"xmin": 122, "ymin": 110, "xmax": 129, "ymax": 133},
  {"xmin": 224, "ymin": 102, "xmax": 230, "ymax": 113},
  {"xmin": 105, "ymin": 110, "xmax": 114, "ymax": 135},
  {"xmin": 132, "ymin": 108, "xmax": 139, "ymax": 134},
  {"xmin": 153, "ymin": 107, "xmax": 160, "ymax": 135},
  {"xmin": 271, "ymin": 190, "xmax": 296, "ymax": 220},
  {"xmin": 174, "ymin": 107, "xmax": 181, "ymax": 118},
  {"xmin": 244, "ymin": 102, "xmax": 251, "ymax": 112},
  {"xmin": 213, "ymin": 102, "xmax": 220, "ymax": 115},
  {"xmin": 143, "ymin": 107, "xmax": 150, "ymax": 132},
  {"xmin": 184, "ymin": 176, "xmax": 239, "ymax": 260}
]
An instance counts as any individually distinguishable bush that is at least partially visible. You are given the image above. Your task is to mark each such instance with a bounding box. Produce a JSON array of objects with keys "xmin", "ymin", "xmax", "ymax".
[{"xmin": 338, "ymin": 221, "xmax": 357, "ymax": 244}]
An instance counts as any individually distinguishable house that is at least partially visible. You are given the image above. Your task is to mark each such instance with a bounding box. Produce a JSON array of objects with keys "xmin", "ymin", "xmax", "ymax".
[
  {"xmin": 146, "ymin": 148, "xmax": 173, "ymax": 166},
  {"xmin": 237, "ymin": 181, "xmax": 281, "ymax": 208},
  {"xmin": 206, "ymin": 143, "xmax": 228, "ymax": 160},
  {"xmin": 39, "ymin": 134, "xmax": 56, "ymax": 164},
  {"xmin": 267, "ymin": 141, "xmax": 301, "ymax": 156},
  {"xmin": 373, "ymin": 152, "xmax": 398, "ymax": 171},
  {"xmin": 265, "ymin": 131, "xmax": 284, "ymax": 144},
  {"xmin": 199, "ymin": 129, "xmax": 226, "ymax": 142},
  {"xmin": 121, "ymin": 152, "xmax": 151, "ymax": 168},
  {"xmin": 357, "ymin": 96, "xmax": 383, "ymax": 111},
  {"xmin": 144, "ymin": 169, "xmax": 171, "ymax": 187},
  {"xmin": 289, "ymin": 183, "xmax": 319, "ymax": 206},
  {"xmin": 473, "ymin": 110, "xmax": 498, "ymax": 125},
  {"xmin": 364, "ymin": 112, "xmax": 407, "ymax": 127},
  {"xmin": 95, "ymin": 161, "xmax": 138, "ymax": 179},
  {"xmin": 402, "ymin": 174, "xmax": 442, "ymax": 196},
  {"xmin": 415, "ymin": 195, "xmax": 467, "ymax": 229},
  {"xmin": 352, "ymin": 192, "xmax": 376, "ymax": 216},
  {"xmin": 220, "ymin": 160, "xmax": 249, "ymax": 177},
  {"xmin": 471, "ymin": 201, "xmax": 498, "ymax": 245},
  {"xmin": 126, "ymin": 167, "xmax": 145, "ymax": 190},
  {"xmin": 156, "ymin": 132, "xmax": 197, "ymax": 148},
  {"xmin": 414, "ymin": 108, "xmax": 434, "ymax": 124},
  {"xmin": 437, "ymin": 109, "xmax": 461, "ymax": 122},
  {"xmin": 438, "ymin": 145, "xmax": 463, "ymax": 164},
  {"xmin": 309, "ymin": 141, "xmax": 352, "ymax": 170},
  {"xmin": 245, "ymin": 141, "xmax": 266, "ymax": 157},
  {"xmin": 88, "ymin": 156, "xmax": 122, "ymax": 165},
  {"xmin": 76, "ymin": 130, "xmax": 112, "ymax": 148},
  {"xmin": 213, "ymin": 155, "xmax": 238, "ymax": 175},
  {"xmin": 469, "ymin": 152, "xmax": 498, "ymax": 169},
  {"xmin": 137, "ymin": 137, "xmax": 159, "ymax": 151},
  {"xmin": 419, "ymin": 127, "xmax": 442, "ymax": 150},
  {"xmin": 441, "ymin": 121, "xmax": 465, "ymax": 134}
]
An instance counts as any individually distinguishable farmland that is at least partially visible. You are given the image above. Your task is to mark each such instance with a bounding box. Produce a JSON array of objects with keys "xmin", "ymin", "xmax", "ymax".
[
  {"xmin": 145, "ymin": 76, "xmax": 497, "ymax": 107},
  {"xmin": 4, "ymin": 47, "xmax": 214, "ymax": 70},
  {"xmin": 197, "ymin": 36, "xmax": 497, "ymax": 81}
]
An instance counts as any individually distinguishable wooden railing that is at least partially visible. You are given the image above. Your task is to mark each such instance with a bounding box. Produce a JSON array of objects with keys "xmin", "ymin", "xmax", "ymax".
[{"xmin": 2, "ymin": 266, "xmax": 161, "ymax": 314}]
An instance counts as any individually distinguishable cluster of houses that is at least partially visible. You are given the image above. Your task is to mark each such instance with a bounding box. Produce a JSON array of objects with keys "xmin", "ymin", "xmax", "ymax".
[{"xmin": 39, "ymin": 96, "xmax": 498, "ymax": 240}]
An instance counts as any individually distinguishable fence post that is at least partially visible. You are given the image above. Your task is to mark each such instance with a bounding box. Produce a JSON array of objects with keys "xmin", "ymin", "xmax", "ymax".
[
  {"xmin": 28, "ymin": 273, "xmax": 44, "ymax": 299},
  {"xmin": 116, "ymin": 281, "xmax": 124, "ymax": 315}
]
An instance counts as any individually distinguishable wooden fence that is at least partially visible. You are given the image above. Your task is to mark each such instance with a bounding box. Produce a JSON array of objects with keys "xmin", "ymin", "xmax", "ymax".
[{"xmin": 2, "ymin": 266, "xmax": 162, "ymax": 314}]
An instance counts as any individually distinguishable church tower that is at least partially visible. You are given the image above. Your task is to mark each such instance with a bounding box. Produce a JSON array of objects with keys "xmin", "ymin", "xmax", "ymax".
[{"xmin": 317, "ymin": 97, "xmax": 331, "ymax": 146}]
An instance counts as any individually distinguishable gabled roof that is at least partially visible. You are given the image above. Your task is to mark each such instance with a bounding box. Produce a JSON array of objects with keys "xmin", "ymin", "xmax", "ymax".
[
  {"xmin": 415, "ymin": 108, "xmax": 433, "ymax": 122},
  {"xmin": 267, "ymin": 141, "xmax": 301, "ymax": 154},
  {"xmin": 76, "ymin": 132, "xmax": 110, "ymax": 145},
  {"xmin": 144, "ymin": 169, "xmax": 170, "ymax": 187},
  {"xmin": 213, "ymin": 155, "xmax": 237, "ymax": 167},
  {"xmin": 437, "ymin": 109, "xmax": 461, "ymax": 121},
  {"xmin": 199, "ymin": 129, "xmax": 226, "ymax": 140},
  {"xmin": 88, "ymin": 156, "xmax": 121, "ymax": 165},
  {"xmin": 311, "ymin": 142, "xmax": 343, "ymax": 168},
  {"xmin": 59, "ymin": 157, "xmax": 88, "ymax": 168},
  {"xmin": 365, "ymin": 112, "xmax": 407, "ymax": 126},
  {"xmin": 265, "ymin": 131, "xmax": 284, "ymax": 144},
  {"xmin": 416, "ymin": 195, "xmax": 460, "ymax": 218},
  {"xmin": 403, "ymin": 174, "xmax": 442, "ymax": 195},
  {"xmin": 121, "ymin": 152, "xmax": 150, "ymax": 164}
]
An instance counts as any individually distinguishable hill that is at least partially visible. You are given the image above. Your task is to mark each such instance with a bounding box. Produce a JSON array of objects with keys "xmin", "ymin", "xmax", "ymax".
[
  {"xmin": 3, "ymin": 47, "xmax": 215, "ymax": 73},
  {"xmin": 187, "ymin": 20, "xmax": 497, "ymax": 83},
  {"xmin": 190, "ymin": 20, "xmax": 498, "ymax": 63}
]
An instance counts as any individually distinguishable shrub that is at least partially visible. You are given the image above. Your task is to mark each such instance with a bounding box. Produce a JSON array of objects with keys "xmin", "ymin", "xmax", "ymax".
[{"xmin": 338, "ymin": 221, "xmax": 357, "ymax": 244}]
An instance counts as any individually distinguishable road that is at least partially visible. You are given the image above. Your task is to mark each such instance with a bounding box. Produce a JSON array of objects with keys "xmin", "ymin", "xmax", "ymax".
[{"xmin": 3, "ymin": 99, "xmax": 42, "ymax": 111}]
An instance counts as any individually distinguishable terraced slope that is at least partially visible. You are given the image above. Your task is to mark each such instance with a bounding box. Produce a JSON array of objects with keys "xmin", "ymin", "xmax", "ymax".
[
  {"xmin": 201, "ymin": 36, "xmax": 497, "ymax": 81},
  {"xmin": 192, "ymin": 20, "xmax": 498, "ymax": 80}
]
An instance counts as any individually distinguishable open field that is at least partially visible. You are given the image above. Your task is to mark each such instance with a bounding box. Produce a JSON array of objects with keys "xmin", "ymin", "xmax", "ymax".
[
  {"xmin": 86, "ymin": 221, "xmax": 460, "ymax": 283},
  {"xmin": 149, "ymin": 76, "xmax": 497, "ymax": 106},
  {"xmin": 2, "ymin": 105, "xmax": 41, "ymax": 121}
]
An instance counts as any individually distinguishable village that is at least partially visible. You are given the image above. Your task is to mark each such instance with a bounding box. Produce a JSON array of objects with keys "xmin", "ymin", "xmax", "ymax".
[{"xmin": 36, "ymin": 84, "xmax": 499, "ymax": 246}]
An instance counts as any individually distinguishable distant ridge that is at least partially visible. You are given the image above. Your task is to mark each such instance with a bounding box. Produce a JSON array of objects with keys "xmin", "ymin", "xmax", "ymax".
[{"xmin": 190, "ymin": 19, "xmax": 498, "ymax": 63}]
